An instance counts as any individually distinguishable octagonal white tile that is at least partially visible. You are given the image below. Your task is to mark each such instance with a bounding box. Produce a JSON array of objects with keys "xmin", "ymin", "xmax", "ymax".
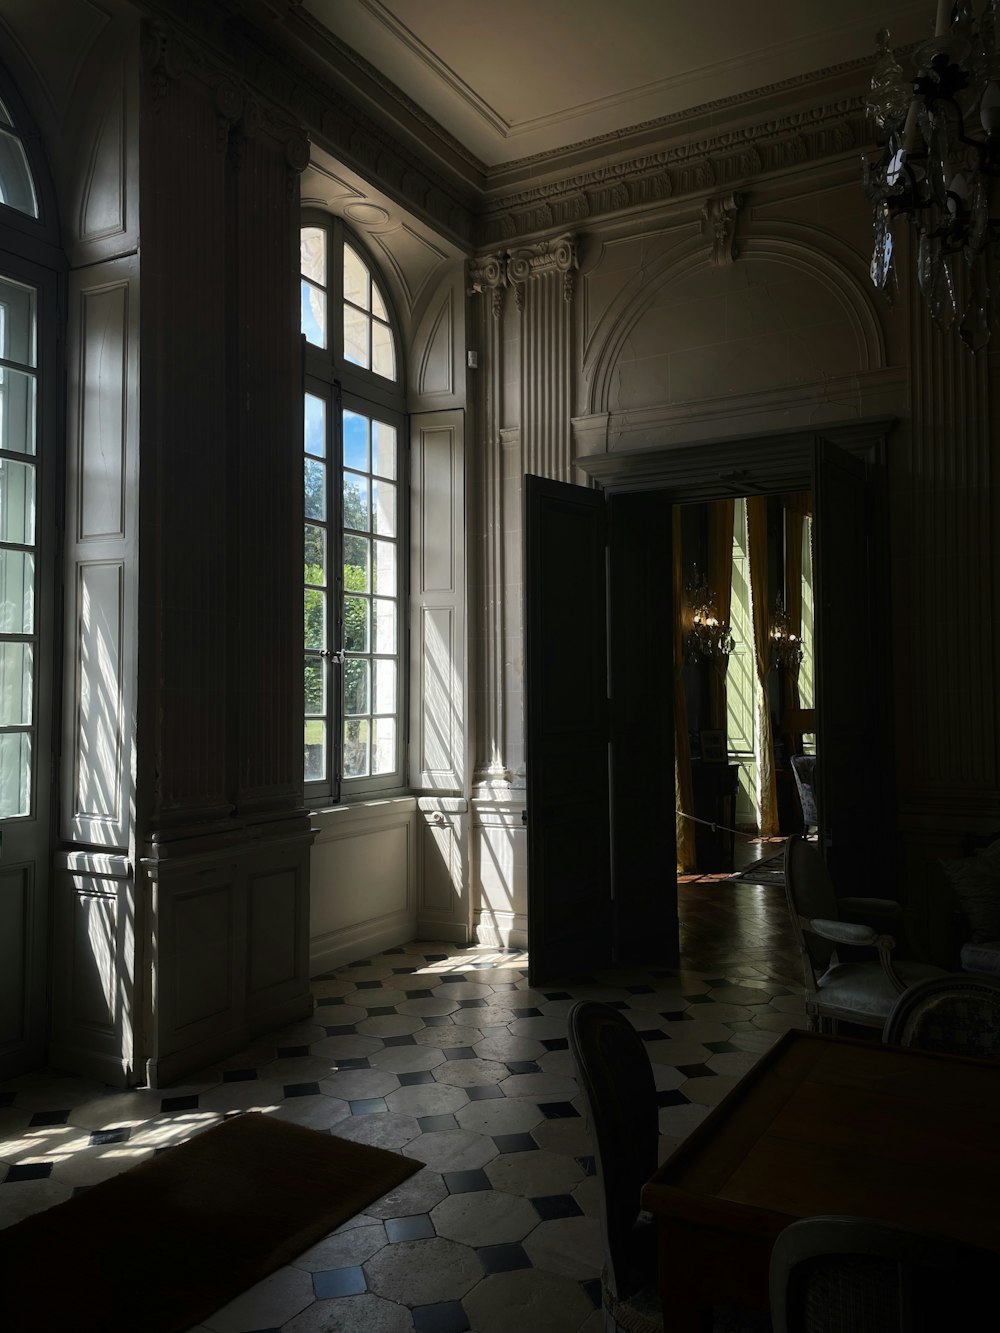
[
  {"xmin": 364, "ymin": 1235, "xmax": 481, "ymax": 1306},
  {"xmin": 431, "ymin": 1188, "xmax": 540, "ymax": 1246}
]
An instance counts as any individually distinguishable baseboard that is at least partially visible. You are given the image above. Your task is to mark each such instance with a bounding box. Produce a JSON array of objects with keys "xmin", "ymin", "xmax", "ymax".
[
  {"xmin": 474, "ymin": 908, "xmax": 527, "ymax": 951},
  {"xmin": 310, "ymin": 912, "xmax": 417, "ymax": 976}
]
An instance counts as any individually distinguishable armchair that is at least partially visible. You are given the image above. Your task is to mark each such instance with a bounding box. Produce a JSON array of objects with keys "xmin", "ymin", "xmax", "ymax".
[{"xmin": 783, "ymin": 836, "xmax": 945, "ymax": 1032}]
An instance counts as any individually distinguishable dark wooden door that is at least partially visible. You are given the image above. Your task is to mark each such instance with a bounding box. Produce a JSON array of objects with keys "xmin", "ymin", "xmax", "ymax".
[
  {"xmin": 607, "ymin": 491, "xmax": 678, "ymax": 967},
  {"xmin": 524, "ymin": 475, "xmax": 612, "ymax": 984},
  {"xmin": 812, "ymin": 438, "xmax": 875, "ymax": 889}
]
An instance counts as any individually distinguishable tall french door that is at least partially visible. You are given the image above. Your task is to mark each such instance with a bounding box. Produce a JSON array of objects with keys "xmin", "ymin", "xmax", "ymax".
[{"xmin": 0, "ymin": 256, "xmax": 57, "ymax": 1080}]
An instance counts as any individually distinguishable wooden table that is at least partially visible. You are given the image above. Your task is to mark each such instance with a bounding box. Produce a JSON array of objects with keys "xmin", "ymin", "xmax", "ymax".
[{"xmin": 640, "ymin": 1029, "xmax": 1000, "ymax": 1331}]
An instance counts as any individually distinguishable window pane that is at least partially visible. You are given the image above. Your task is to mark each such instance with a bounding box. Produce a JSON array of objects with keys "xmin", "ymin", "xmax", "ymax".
[
  {"xmin": 0, "ymin": 641, "xmax": 32, "ymax": 725},
  {"xmin": 304, "ymin": 719, "xmax": 327, "ymax": 783},
  {"xmin": 0, "ymin": 367, "xmax": 36, "ymax": 456},
  {"xmin": 0, "ymin": 550, "xmax": 33, "ymax": 633},
  {"xmin": 0, "ymin": 457, "xmax": 35, "ymax": 546},
  {"xmin": 0, "ymin": 731, "xmax": 30, "ymax": 817},
  {"xmin": 0, "ymin": 277, "xmax": 36, "ymax": 366},
  {"xmin": 344, "ymin": 718, "xmax": 370, "ymax": 778},
  {"xmin": 371, "ymin": 421, "xmax": 397, "ymax": 479},
  {"xmin": 344, "ymin": 594, "xmax": 369, "ymax": 652},
  {"xmin": 371, "ymin": 282, "xmax": 388, "ymax": 321},
  {"xmin": 300, "ymin": 227, "xmax": 326, "ymax": 285},
  {"xmin": 344, "ymin": 472, "xmax": 370, "ymax": 532},
  {"xmin": 374, "ymin": 659, "xmax": 396, "ymax": 715},
  {"xmin": 304, "ymin": 587, "xmax": 326, "ymax": 650},
  {"xmin": 0, "ymin": 130, "xmax": 39, "ymax": 218},
  {"xmin": 344, "ymin": 244, "xmax": 370, "ymax": 309},
  {"xmin": 344, "ymin": 305, "xmax": 369, "ymax": 368},
  {"xmin": 344, "ymin": 657, "xmax": 370, "ymax": 716},
  {"xmin": 372, "ymin": 717, "xmax": 396, "ymax": 775},
  {"xmin": 373, "ymin": 598, "xmax": 396, "ymax": 654},
  {"xmin": 301, "ymin": 280, "xmax": 326, "ymax": 348},
  {"xmin": 373, "ymin": 539, "xmax": 396, "ymax": 596},
  {"xmin": 305, "ymin": 394, "xmax": 326, "ymax": 458},
  {"xmin": 344, "ymin": 534, "xmax": 370, "ymax": 592},
  {"xmin": 305, "ymin": 523, "xmax": 327, "ymax": 586},
  {"xmin": 343, "ymin": 411, "xmax": 368, "ymax": 471},
  {"xmin": 372, "ymin": 320, "xmax": 395, "ymax": 380},
  {"xmin": 373, "ymin": 479, "xmax": 396, "ymax": 538},
  {"xmin": 304, "ymin": 655, "xmax": 326, "ymax": 715},
  {"xmin": 304, "ymin": 459, "xmax": 326, "ymax": 521}
]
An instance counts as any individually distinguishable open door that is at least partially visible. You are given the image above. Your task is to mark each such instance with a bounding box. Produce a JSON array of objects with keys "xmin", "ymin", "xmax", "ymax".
[
  {"xmin": 524, "ymin": 475, "xmax": 612, "ymax": 984},
  {"xmin": 607, "ymin": 491, "xmax": 678, "ymax": 967},
  {"xmin": 812, "ymin": 438, "xmax": 881, "ymax": 889}
]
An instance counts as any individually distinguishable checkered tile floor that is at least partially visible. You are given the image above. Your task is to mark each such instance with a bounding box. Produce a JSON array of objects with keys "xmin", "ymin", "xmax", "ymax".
[{"xmin": 0, "ymin": 872, "xmax": 805, "ymax": 1333}]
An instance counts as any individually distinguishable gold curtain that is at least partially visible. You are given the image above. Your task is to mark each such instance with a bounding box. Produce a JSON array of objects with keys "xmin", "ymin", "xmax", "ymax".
[
  {"xmin": 746, "ymin": 496, "xmax": 778, "ymax": 837},
  {"xmin": 673, "ymin": 508, "xmax": 697, "ymax": 871},
  {"xmin": 707, "ymin": 499, "xmax": 735, "ymax": 733}
]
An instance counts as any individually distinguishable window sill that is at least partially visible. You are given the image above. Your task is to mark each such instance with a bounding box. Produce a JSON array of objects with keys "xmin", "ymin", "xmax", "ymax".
[{"xmin": 310, "ymin": 795, "xmax": 417, "ymax": 834}]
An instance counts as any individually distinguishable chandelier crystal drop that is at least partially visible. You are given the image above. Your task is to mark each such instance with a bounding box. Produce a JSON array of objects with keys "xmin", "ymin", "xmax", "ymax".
[
  {"xmin": 769, "ymin": 595, "xmax": 803, "ymax": 671},
  {"xmin": 863, "ymin": 3, "xmax": 1000, "ymax": 348},
  {"xmin": 684, "ymin": 568, "xmax": 735, "ymax": 665}
]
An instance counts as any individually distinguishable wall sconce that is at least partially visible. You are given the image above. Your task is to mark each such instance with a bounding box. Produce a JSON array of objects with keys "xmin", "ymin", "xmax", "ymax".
[
  {"xmin": 770, "ymin": 595, "xmax": 803, "ymax": 670},
  {"xmin": 684, "ymin": 567, "xmax": 734, "ymax": 664}
]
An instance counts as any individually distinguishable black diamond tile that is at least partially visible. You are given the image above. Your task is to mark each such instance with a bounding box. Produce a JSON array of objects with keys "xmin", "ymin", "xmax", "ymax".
[
  {"xmin": 625, "ymin": 984, "xmax": 655, "ymax": 995},
  {"xmin": 704, "ymin": 1040, "xmax": 740, "ymax": 1054},
  {"xmin": 392, "ymin": 967, "xmax": 418, "ymax": 975},
  {"xmin": 488, "ymin": 982, "xmax": 518, "ymax": 992},
  {"xmin": 576, "ymin": 1155, "xmax": 597, "ymax": 1176},
  {"xmin": 315, "ymin": 996, "xmax": 345, "ymax": 1007},
  {"xmin": 540, "ymin": 1037, "xmax": 569, "ymax": 1051},
  {"xmin": 542, "ymin": 991, "xmax": 572, "ymax": 1001},
  {"xmin": 639, "ymin": 1030, "xmax": 669, "ymax": 1042},
  {"xmin": 659, "ymin": 1011, "xmax": 688, "ymax": 1022},
  {"xmin": 465, "ymin": 1085, "xmax": 504, "ymax": 1102},
  {"xmin": 510, "ymin": 1007, "xmax": 542, "ymax": 1018},
  {"xmin": 0, "ymin": 1091, "xmax": 16, "ymax": 1108},
  {"xmin": 28, "ymin": 1109, "xmax": 70, "ymax": 1128},
  {"xmin": 383, "ymin": 1034, "xmax": 417, "ymax": 1047},
  {"xmin": 538, "ymin": 1101, "xmax": 580, "ymax": 1120},
  {"xmin": 581, "ymin": 1277, "xmax": 603, "ymax": 1308},
  {"xmin": 656, "ymin": 1089, "xmax": 691, "ymax": 1107},
  {"xmin": 677, "ymin": 1064, "xmax": 713, "ymax": 1079},
  {"xmin": 439, "ymin": 974, "xmax": 468, "ymax": 984},
  {"xmin": 607, "ymin": 1000, "xmax": 629, "ymax": 1010},
  {"xmin": 160, "ymin": 1095, "xmax": 198, "ymax": 1113},
  {"xmin": 355, "ymin": 980, "xmax": 383, "ymax": 990},
  {"xmin": 367, "ymin": 1006, "xmax": 397, "ymax": 1016},
  {"xmin": 4, "ymin": 1162, "xmax": 53, "ymax": 1182},
  {"xmin": 458, "ymin": 998, "xmax": 488, "ymax": 1009},
  {"xmin": 313, "ymin": 1266, "xmax": 366, "ymax": 1298},
  {"xmin": 398, "ymin": 1070, "xmax": 436, "ymax": 1087},
  {"xmin": 277, "ymin": 1044, "xmax": 310, "ymax": 1058},
  {"xmin": 422, "ymin": 1014, "xmax": 453, "ymax": 1026},
  {"xmin": 89, "ymin": 1127, "xmax": 131, "ymax": 1147},
  {"xmin": 312, "ymin": 970, "xmax": 338, "ymax": 980},
  {"xmin": 419, "ymin": 1114, "xmax": 457, "ymax": 1133},
  {"xmin": 383, "ymin": 947, "xmax": 406, "ymax": 955},
  {"xmin": 531, "ymin": 1193, "xmax": 583, "ymax": 1221},
  {"xmin": 335, "ymin": 1057, "xmax": 370, "ymax": 1070},
  {"xmin": 505, "ymin": 1061, "xmax": 540, "ymax": 1075},
  {"xmin": 284, "ymin": 1082, "xmax": 322, "ymax": 1098},
  {"xmin": 444, "ymin": 1169, "xmax": 491, "ymax": 1193},
  {"xmin": 412, "ymin": 1301, "xmax": 470, "ymax": 1333},
  {"xmin": 325, "ymin": 1025, "xmax": 359, "ymax": 1037},
  {"xmin": 385, "ymin": 1214, "xmax": 435, "ymax": 1242},
  {"xmin": 704, "ymin": 978, "xmax": 730, "ymax": 987},
  {"xmin": 350, "ymin": 1097, "xmax": 388, "ymax": 1115},
  {"xmin": 444, "ymin": 1047, "xmax": 478, "ymax": 1060},
  {"xmin": 493, "ymin": 1133, "xmax": 538, "ymax": 1153},
  {"xmin": 348, "ymin": 959, "xmax": 373, "ymax": 968},
  {"xmin": 223, "ymin": 1068, "xmax": 258, "ymax": 1082},
  {"xmin": 477, "ymin": 1242, "xmax": 532, "ymax": 1274},
  {"xmin": 685, "ymin": 994, "xmax": 713, "ymax": 1004},
  {"xmin": 424, "ymin": 954, "xmax": 448, "ymax": 962},
  {"xmin": 405, "ymin": 988, "xmax": 434, "ymax": 999}
]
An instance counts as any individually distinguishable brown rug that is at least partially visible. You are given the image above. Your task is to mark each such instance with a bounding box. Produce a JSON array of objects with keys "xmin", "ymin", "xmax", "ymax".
[{"xmin": 0, "ymin": 1111, "xmax": 421, "ymax": 1333}]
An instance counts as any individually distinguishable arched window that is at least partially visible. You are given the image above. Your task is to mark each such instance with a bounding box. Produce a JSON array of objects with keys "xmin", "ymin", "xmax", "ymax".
[{"xmin": 300, "ymin": 216, "xmax": 405, "ymax": 802}]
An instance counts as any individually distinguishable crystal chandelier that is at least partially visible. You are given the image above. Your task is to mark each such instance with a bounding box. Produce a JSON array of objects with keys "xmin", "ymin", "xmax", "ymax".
[
  {"xmin": 863, "ymin": 2, "xmax": 1000, "ymax": 348},
  {"xmin": 769, "ymin": 595, "xmax": 803, "ymax": 671},
  {"xmin": 684, "ymin": 568, "xmax": 735, "ymax": 664}
]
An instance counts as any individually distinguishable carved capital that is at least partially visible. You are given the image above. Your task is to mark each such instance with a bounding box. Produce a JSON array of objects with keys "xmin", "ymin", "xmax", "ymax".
[
  {"xmin": 469, "ymin": 252, "xmax": 508, "ymax": 319},
  {"xmin": 507, "ymin": 233, "xmax": 579, "ymax": 286},
  {"xmin": 702, "ymin": 192, "xmax": 745, "ymax": 267},
  {"xmin": 141, "ymin": 21, "xmax": 189, "ymax": 106}
]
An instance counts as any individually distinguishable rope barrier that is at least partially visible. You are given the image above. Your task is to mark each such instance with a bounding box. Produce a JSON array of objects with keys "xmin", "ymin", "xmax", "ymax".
[{"xmin": 675, "ymin": 807, "xmax": 762, "ymax": 841}]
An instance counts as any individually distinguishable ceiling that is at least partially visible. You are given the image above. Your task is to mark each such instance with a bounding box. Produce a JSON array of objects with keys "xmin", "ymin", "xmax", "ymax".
[{"xmin": 304, "ymin": 0, "xmax": 928, "ymax": 171}]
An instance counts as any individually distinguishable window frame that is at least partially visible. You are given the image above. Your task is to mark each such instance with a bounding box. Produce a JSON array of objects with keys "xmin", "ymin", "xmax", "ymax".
[{"xmin": 301, "ymin": 212, "xmax": 407, "ymax": 806}]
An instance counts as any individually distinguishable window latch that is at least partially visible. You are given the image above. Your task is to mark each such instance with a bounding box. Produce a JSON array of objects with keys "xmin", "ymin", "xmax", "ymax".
[{"xmin": 320, "ymin": 649, "xmax": 344, "ymax": 664}]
